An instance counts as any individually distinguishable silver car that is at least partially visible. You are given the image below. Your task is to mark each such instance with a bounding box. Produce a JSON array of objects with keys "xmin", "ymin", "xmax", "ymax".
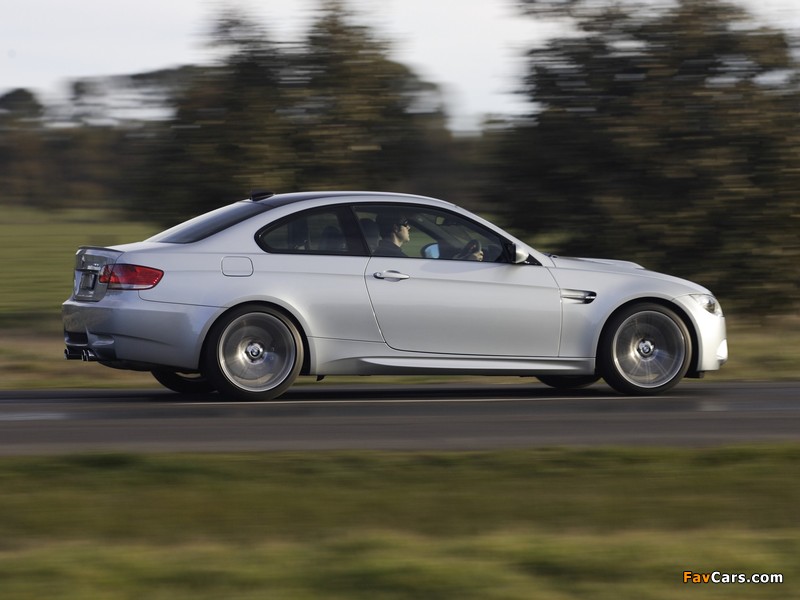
[{"xmin": 63, "ymin": 191, "xmax": 728, "ymax": 399}]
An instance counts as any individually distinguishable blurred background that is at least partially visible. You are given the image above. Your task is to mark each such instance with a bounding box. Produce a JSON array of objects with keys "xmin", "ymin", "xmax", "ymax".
[
  {"xmin": 0, "ymin": 7, "xmax": 800, "ymax": 600},
  {"xmin": 1, "ymin": 0, "xmax": 799, "ymax": 385},
  {"xmin": 1, "ymin": 6, "xmax": 799, "ymax": 597}
]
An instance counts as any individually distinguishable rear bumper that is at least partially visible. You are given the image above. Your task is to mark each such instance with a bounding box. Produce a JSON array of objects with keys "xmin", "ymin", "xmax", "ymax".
[{"xmin": 62, "ymin": 294, "xmax": 219, "ymax": 371}]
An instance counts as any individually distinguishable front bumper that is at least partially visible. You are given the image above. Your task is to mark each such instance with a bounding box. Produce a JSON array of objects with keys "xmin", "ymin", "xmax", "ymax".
[{"xmin": 673, "ymin": 295, "xmax": 728, "ymax": 374}]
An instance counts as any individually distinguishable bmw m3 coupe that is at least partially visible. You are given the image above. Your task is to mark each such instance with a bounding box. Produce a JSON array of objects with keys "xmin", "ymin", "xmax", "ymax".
[{"xmin": 63, "ymin": 191, "xmax": 728, "ymax": 399}]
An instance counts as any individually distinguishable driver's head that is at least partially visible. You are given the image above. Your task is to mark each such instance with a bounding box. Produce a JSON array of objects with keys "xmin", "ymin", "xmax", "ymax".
[{"xmin": 377, "ymin": 212, "xmax": 410, "ymax": 238}]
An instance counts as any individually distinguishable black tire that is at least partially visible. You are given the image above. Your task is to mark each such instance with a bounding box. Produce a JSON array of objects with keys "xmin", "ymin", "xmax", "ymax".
[
  {"xmin": 598, "ymin": 303, "xmax": 692, "ymax": 396},
  {"xmin": 537, "ymin": 375, "xmax": 601, "ymax": 390},
  {"xmin": 204, "ymin": 305, "xmax": 304, "ymax": 401},
  {"xmin": 151, "ymin": 369, "xmax": 216, "ymax": 394}
]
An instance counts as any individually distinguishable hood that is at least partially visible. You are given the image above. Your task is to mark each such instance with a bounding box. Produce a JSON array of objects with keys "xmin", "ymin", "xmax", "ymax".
[
  {"xmin": 549, "ymin": 255, "xmax": 646, "ymax": 273},
  {"xmin": 549, "ymin": 254, "xmax": 713, "ymax": 296}
]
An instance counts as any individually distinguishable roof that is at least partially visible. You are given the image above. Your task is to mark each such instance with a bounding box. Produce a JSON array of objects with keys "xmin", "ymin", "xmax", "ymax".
[{"xmin": 250, "ymin": 191, "xmax": 444, "ymax": 208}]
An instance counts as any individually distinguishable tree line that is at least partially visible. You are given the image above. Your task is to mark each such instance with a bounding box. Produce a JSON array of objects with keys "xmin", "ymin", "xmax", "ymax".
[{"xmin": 1, "ymin": 0, "xmax": 798, "ymax": 313}]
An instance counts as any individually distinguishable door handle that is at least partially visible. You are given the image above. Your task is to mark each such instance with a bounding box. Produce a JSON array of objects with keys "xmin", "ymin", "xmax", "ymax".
[{"xmin": 373, "ymin": 270, "xmax": 410, "ymax": 280}]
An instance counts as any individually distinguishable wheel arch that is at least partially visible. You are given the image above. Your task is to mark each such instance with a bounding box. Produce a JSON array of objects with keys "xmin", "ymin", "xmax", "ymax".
[
  {"xmin": 200, "ymin": 300, "xmax": 313, "ymax": 376},
  {"xmin": 596, "ymin": 297, "xmax": 700, "ymax": 376}
]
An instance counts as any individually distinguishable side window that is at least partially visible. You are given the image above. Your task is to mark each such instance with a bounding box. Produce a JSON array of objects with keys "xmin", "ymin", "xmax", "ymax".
[
  {"xmin": 257, "ymin": 207, "xmax": 365, "ymax": 255},
  {"xmin": 354, "ymin": 204, "xmax": 508, "ymax": 262}
]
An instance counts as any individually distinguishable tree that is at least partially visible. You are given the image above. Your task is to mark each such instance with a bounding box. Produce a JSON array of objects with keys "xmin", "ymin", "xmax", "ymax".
[
  {"xmin": 284, "ymin": 3, "xmax": 437, "ymax": 190},
  {"xmin": 134, "ymin": 4, "xmax": 447, "ymax": 225},
  {"xmin": 0, "ymin": 88, "xmax": 43, "ymax": 121},
  {"xmin": 0, "ymin": 89, "xmax": 47, "ymax": 205},
  {"xmin": 494, "ymin": 0, "xmax": 800, "ymax": 311},
  {"xmin": 130, "ymin": 12, "xmax": 294, "ymax": 223}
]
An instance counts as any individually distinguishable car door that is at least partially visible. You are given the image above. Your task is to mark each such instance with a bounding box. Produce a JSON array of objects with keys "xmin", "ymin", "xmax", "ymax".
[
  {"xmin": 255, "ymin": 206, "xmax": 380, "ymax": 342},
  {"xmin": 356, "ymin": 205, "xmax": 562, "ymax": 357}
]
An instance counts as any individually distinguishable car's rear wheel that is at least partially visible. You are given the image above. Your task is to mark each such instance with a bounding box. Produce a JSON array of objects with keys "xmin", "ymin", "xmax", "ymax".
[
  {"xmin": 204, "ymin": 305, "xmax": 303, "ymax": 401},
  {"xmin": 151, "ymin": 369, "xmax": 215, "ymax": 394},
  {"xmin": 537, "ymin": 375, "xmax": 600, "ymax": 390},
  {"xmin": 599, "ymin": 303, "xmax": 691, "ymax": 396}
]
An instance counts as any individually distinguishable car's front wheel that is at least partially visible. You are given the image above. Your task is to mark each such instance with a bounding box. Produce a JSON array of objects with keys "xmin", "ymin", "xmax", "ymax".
[
  {"xmin": 204, "ymin": 305, "xmax": 304, "ymax": 401},
  {"xmin": 598, "ymin": 303, "xmax": 691, "ymax": 395}
]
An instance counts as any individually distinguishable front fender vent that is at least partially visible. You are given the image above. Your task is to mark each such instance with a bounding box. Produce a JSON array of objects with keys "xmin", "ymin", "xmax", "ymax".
[{"xmin": 561, "ymin": 290, "xmax": 597, "ymax": 304}]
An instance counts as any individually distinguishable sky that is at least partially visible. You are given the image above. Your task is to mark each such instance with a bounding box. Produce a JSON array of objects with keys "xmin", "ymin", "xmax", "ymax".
[{"xmin": 2, "ymin": 0, "xmax": 800, "ymax": 131}]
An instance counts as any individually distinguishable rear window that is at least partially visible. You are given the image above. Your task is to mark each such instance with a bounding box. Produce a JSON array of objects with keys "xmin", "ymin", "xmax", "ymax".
[
  {"xmin": 147, "ymin": 202, "xmax": 273, "ymax": 243},
  {"xmin": 256, "ymin": 206, "xmax": 366, "ymax": 255}
]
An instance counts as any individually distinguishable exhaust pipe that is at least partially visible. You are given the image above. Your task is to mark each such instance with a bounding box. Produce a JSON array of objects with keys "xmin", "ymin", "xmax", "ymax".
[
  {"xmin": 64, "ymin": 348, "xmax": 82, "ymax": 360},
  {"xmin": 64, "ymin": 348, "xmax": 98, "ymax": 361}
]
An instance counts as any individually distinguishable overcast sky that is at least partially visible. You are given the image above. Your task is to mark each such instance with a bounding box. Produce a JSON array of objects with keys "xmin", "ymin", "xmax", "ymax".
[{"xmin": 3, "ymin": 0, "xmax": 799, "ymax": 131}]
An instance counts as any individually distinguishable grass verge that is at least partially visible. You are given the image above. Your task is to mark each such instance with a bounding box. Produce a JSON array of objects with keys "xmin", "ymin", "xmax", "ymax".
[{"xmin": 0, "ymin": 447, "xmax": 797, "ymax": 598}]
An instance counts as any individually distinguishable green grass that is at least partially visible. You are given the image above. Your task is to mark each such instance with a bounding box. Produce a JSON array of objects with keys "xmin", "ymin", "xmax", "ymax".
[
  {"xmin": 0, "ymin": 448, "xmax": 797, "ymax": 598},
  {"xmin": 0, "ymin": 205, "xmax": 159, "ymax": 319}
]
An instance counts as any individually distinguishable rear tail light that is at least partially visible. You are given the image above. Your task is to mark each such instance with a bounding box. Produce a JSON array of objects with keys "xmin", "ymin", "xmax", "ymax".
[{"xmin": 99, "ymin": 264, "xmax": 164, "ymax": 290}]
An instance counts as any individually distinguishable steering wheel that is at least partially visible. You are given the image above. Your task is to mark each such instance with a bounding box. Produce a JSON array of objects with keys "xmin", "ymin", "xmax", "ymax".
[{"xmin": 454, "ymin": 239, "xmax": 483, "ymax": 261}]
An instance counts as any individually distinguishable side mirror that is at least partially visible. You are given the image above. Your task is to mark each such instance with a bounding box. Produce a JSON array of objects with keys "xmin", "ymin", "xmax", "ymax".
[
  {"xmin": 504, "ymin": 243, "xmax": 530, "ymax": 264},
  {"xmin": 421, "ymin": 242, "xmax": 440, "ymax": 259}
]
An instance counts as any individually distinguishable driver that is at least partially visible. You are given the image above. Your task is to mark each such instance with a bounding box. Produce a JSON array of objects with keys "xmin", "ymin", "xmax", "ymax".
[{"xmin": 375, "ymin": 213, "xmax": 411, "ymax": 257}]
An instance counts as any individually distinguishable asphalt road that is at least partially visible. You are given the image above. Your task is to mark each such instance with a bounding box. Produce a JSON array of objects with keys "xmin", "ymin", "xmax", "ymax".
[{"xmin": 0, "ymin": 382, "xmax": 798, "ymax": 454}]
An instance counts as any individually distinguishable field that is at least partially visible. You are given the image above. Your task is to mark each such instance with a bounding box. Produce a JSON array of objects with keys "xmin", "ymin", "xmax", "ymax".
[
  {"xmin": 0, "ymin": 206, "xmax": 159, "ymax": 320},
  {"xmin": 0, "ymin": 448, "xmax": 798, "ymax": 598}
]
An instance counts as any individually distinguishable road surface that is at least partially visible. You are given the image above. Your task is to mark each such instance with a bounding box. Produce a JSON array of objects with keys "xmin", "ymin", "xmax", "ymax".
[{"xmin": 0, "ymin": 382, "xmax": 798, "ymax": 454}]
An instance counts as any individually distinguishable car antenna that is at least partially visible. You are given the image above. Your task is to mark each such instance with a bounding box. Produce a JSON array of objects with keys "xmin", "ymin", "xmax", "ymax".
[{"xmin": 249, "ymin": 189, "xmax": 275, "ymax": 201}]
